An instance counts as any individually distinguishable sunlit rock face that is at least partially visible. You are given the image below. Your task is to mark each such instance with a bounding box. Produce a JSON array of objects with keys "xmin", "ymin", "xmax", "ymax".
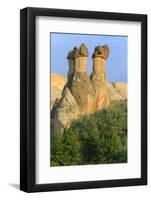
[
  {"xmin": 51, "ymin": 87, "xmax": 80, "ymax": 133},
  {"xmin": 51, "ymin": 43, "xmax": 127, "ymax": 135},
  {"xmin": 90, "ymin": 45, "xmax": 110, "ymax": 111},
  {"xmin": 106, "ymin": 82, "xmax": 128, "ymax": 101},
  {"xmin": 50, "ymin": 74, "xmax": 67, "ymax": 109},
  {"xmin": 66, "ymin": 44, "xmax": 95, "ymax": 115}
]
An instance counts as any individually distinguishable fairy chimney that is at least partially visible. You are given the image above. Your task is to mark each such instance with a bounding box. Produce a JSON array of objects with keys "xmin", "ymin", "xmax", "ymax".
[
  {"xmin": 67, "ymin": 43, "xmax": 88, "ymax": 77},
  {"xmin": 51, "ymin": 44, "xmax": 111, "ymax": 135},
  {"xmin": 67, "ymin": 43, "xmax": 95, "ymax": 115},
  {"xmin": 74, "ymin": 43, "xmax": 88, "ymax": 72},
  {"xmin": 67, "ymin": 47, "xmax": 76, "ymax": 79},
  {"xmin": 91, "ymin": 45, "xmax": 110, "ymax": 110},
  {"xmin": 91, "ymin": 45, "xmax": 109, "ymax": 85}
]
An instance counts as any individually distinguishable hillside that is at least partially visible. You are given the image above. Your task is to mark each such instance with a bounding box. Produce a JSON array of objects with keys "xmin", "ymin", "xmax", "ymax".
[
  {"xmin": 50, "ymin": 73, "xmax": 67, "ymax": 108},
  {"xmin": 51, "ymin": 100, "xmax": 127, "ymax": 166},
  {"xmin": 50, "ymin": 73, "xmax": 127, "ymax": 108}
]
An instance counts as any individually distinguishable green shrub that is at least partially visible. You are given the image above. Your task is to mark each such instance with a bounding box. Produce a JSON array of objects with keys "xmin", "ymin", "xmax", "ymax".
[{"xmin": 51, "ymin": 100, "xmax": 127, "ymax": 166}]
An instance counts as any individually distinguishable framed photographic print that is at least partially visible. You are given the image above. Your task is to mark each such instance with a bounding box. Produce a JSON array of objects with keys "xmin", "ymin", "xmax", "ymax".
[{"xmin": 20, "ymin": 7, "xmax": 147, "ymax": 192}]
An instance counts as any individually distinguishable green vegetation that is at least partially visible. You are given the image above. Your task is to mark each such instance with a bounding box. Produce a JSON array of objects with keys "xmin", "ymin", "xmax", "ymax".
[{"xmin": 51, "ymin": 101, "xmax": 127, "ymax": 166}]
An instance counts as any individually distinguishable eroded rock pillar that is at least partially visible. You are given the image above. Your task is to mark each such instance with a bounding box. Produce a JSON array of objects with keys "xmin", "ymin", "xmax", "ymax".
[
  {"xmin": 67, "ymin": 48, "xmax": 76, "ymax": 80},
  {"xmin": 67, "ymin": 44, "xmax": 95, "ymax": 115},
  {"xmin": 91, "ymin": 45, "xmax": 110, "ymax": 110},
  {"xmin": 91, "ymin": 45, "xmax": 109, "ymax": 85}
]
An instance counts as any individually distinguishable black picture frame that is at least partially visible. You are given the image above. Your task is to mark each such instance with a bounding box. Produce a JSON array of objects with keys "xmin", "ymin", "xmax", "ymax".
[{"xmin": 20, "ymin": 7, "xmax": 147, "ymax": 193}]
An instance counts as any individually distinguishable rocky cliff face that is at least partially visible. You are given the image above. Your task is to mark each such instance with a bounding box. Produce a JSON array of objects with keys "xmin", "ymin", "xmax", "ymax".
[{"xmin": 51, "ymin": 43, "xmax": 127, "ymax": 135}]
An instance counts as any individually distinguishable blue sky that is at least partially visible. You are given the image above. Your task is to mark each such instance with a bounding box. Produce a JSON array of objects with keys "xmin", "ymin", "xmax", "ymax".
[{"xmin": 50, "ymin": 33, "xmax": 128, "ymax": 83}]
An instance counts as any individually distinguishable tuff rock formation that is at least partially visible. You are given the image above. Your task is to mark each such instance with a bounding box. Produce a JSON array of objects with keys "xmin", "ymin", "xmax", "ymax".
[
  {"xmin": 51, "ymin": 43, "xmax": 127, "ymax": 135},
  {"xmin": 66, "ymin": 44, "xmax": 95, "ymax": 115},
  {"xmin": 51, "ymin": 87, "xmax": 80, "ymax": 136},
  {"xmin": 90, "ymin": 45, "xmax": 110, "ymax": 111},
  {"xmin": 50, "ymin": 74, "xmax": 127, "ymax": 107},
  {"xmin": 106, "ymin": 82, "xmax": 128, "ymax": 101},
  {"xmin": 51, "ymin": 74, "xmax": 67, "ymax": 109}
]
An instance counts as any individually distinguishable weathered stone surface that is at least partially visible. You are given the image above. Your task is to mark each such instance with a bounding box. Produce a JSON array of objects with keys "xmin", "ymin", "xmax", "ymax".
[
  {"xmin": 50, "ymin": 74, "xmax": 127, "ymax": 110},
  {"xmin": 51, "ymin": 43, "xmax": 127, "ymax": 136},
  {"xmin": 91, "ymin": 45, "xmax": 109, "ymax": 84},
  {"xmin": 51, "ymin": 87, "xmax": 80, "ymax": 134},
  {"xmin": 92, "ymin": 45, "xmax": 109, "ymax": 59},
  {"xmin": 68, "ymin": 72, "xmax": 95, "ymax": 115},
  {"xmin": 90, "ymin": 45, "xmax": 110, "ymax": 110},
  {"xmin": 51, "ymin": 74, "xmax": 67, "ymax": 108},
  {"xmin": 112, "ymin": 82, "xmax": 128, "ymax": 100},
  {"xmin": 107, "ymin": 82, "xmax": 127, "ymax": 101},
  {"xmin": 66, "ymin": 44, "xmax": 95, "ymax": 115},
  {"xmin": 67, "ymin": 43, "xmax": 88, "ymax": 59},
  {"xmin": 67, "ymin": 43, "xmax": 88, "ymax": 76}
]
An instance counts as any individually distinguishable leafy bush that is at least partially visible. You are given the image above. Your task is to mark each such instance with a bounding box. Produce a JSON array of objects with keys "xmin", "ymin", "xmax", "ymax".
[{"xmin": 51, "ymin": 100, "xmax": 127, "ymax": 166}]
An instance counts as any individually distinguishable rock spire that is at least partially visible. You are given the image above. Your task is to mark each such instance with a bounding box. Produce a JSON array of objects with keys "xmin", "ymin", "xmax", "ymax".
[{"xmin": 51, "ymin": 43, "xmax": 111, "ymax": 135}]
